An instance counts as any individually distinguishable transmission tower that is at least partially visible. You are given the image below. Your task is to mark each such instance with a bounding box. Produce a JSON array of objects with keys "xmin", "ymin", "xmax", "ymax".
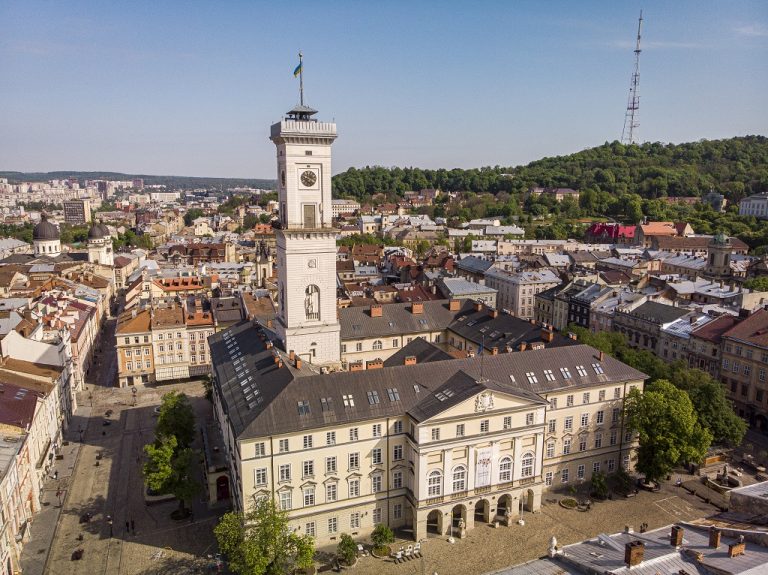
[{"xmin": 621, "ymin": 11, "xmax": 643, "ymax": 145}]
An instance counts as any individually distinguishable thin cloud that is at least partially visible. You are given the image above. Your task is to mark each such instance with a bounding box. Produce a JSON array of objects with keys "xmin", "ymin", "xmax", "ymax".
[{"xmin": 734, "ymin": 23, "xmax": 768, "ymax": 37}]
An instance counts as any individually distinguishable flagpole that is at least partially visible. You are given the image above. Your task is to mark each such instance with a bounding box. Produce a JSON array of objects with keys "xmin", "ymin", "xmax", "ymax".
[{"xmin": 298, "ymin": 51, "xmax": 304, "ymax": 106}]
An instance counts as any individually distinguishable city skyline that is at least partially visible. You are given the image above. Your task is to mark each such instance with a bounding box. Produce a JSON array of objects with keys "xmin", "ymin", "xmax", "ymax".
[{"xmin": 1, "ymin": 0, "xmax": 767, "ymax": 178}]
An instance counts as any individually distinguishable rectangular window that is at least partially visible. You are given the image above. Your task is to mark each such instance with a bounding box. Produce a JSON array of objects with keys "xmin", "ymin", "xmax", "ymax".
[
  {"xmin": 126, "ymin": 362, "xmax": 132, "ymax": 370},
  {"xmin": 560, "ymin": 367, "xmax": 572, "ymax": 379},
  {"xmin": 723, "ymin": 359, "xmax": 730, "ymax": 370},
  {"xmin": 456, "ymin": 423, "xmax": 465, "ymax": 437},
  {"xmin": 279, "ymin": 491, "xmax": 291, "ymax": 510},
  {"xmin": 326, "ymin": 457, "xmax": 337, "ymax": 474},
  {"xmin": 349, "ymin": 453, "xmax": 359, "ymax": 470},
  {"xmin": 546, "ymin": 442, "xmax": 555, "ymax": 458},
  {"xmin": 593, "ymin": 461, "xmax": 601, "ymax": 474},
  {"xmin": 367, "ymin": 391, "xmax": 380, "ymax": 405},
  {"xmin": 580, "ymin": 413, "xmax": 589, "ymax": 427},
  {"xmin": 302, "ymin": 460, "xmax": 314, "ymax": 478},
  {"xmin": 341, "ymin": 344, "xmax": 347, "ymax": 353},
  {"xmin": 583, "ymin": 392, "xmax": 590, "ymax": 404},
  {"xmin": 343, "ymin": 394, "xmax": 355, "ymax": 407},
  {"xmin": 577, "ymin": 464, "xmax": 585, "ymax": 479},
  {"xmin": 350, "ymin": 512, "xmax": 360, "ymax": 529},
  {"xmin": 548, "ymin": 419, "xmax": 556, "ymax": 433},
  {"xmin": 349, "ymin": 479, "xmax": 360, "ymax": 498},
  {"xmin": 592, "ymin": 363, "xmax": 604, "ymax": 374},
  {"xmin": 564, "ymin": 417, "xmax": 573, "ymax": 431},
  {"xmin": 543, "ymin": 369, "xmax": 555, "ymax": 381},
  {"xmin": 595, "ymin": 433, "xmax": 603, "ymax": 448},
  {"xmin": 305, "ymin": 522, "xmax": 315, "ymax": 537},
  {"xmin": 387, "ymin": 388, "xmax": 400, "ymax": 401},
  {"xmin": 393, "ymin": 471, "xmax": 403, "ymax": 489},
  {"xmin": 326, "ymin": 431, "xmax": 336, "ymax": 446},
  {"xmin": 303, "ymin": 435, "xmax": 313, "ymax": 449},
  {"xmin": 614, "ymin": 387, "xmax": 621, "ymax": 399},
  {"xmin": 279, "ymin": 464, "xmax": 291, "ymax": 482},
  {"xmin": 373, "ymin": 507, "xmax": 382, "ymax": 524},
  {"xmin": 326, "ymin": 483, "xmax": 337, "ymax": 502},
  {"xmin": 372, "ymin": 424, "xmax": 382, "ymax": 437},
  {"xmin": 566, "ymin": 395, "xmax": 574, "ymax": 407},
  {"xmin": 303, "ymin": 487, "xmax": 315, "ymax": 506},
  {"xmin": 562, "ymin": 468, "xmax": 569, "ymax": 483},
  {"xmin": 598, "ymin": 390, "xmax": 606, "ymax": 401},
  {"xmin": 321, "ymin": 397, "xmax": 333, "ymax": 412},
  {"xmin": 393, "ymin": 420, "xmax": 403, "ymax": 434},
  {"xmin": 356, "ymin": 343, "xmax": 362, "ymax": 352},
  {"xmin": 612, "ymin": 408, "xmax": 620, "ymax": 423},
  {"xmin": 596, "ymin": 410, "xmax": 604, "ymax": 424},
  {"xmin": 480, "ymin": 419, "xmax": 489, "ymax": 433},
  {"xmin": 431, "ymin": 428, "xmax": 441, "ymax": 441},
  {"xmin": 550, "ymin": 397, "xmax": 558, "ymax": 409},
  {"xmin": 328, "ymin": 517, "xmax": 338, "ymax": 534},
  {"xmin": 759, "ymin": 369, "xmax": 766, "ymax": 382},
  {"xmin": 392, "ymin": 339, "xmax": 399, "ymax": 348},
  {"xmin": 279, "ymin": 439, "xmax": 289, "ymax": 453},
  {"xmin": 372, "ymin": 475, "xmax": 382, "ymax": 493},
  {"xmin": 579, "ymin": 438, "xmax": 587, "ymax": 452},
  {"xmin": 254, "ymin": 442, "xmax": 266, "ymax": 457},
  {"xmin": 610, "ymin": 430, "xmax": 618, "ymax": 446},
  {"xmin": 576, "ymin": 365, "xmax": 587, "ymax": 377},
  {"xmin": 607, "ymin": 459, "xmax": 616, "ymax": 472},
  {"xmin": 563, "ymin": 439, "xmax": 571, "ymax": 455},
  {"xmin": 349, "ymin": 428, "xmax": 358, "ymax": 441},
  {"xmin": 525, "ymin": 371, "xmax": 539, "ymax": 384},
  {"xmin": 393, "ymin": 503, "xmax": 403, "ymax": 519},
  {"xmin": 254, "ymin": 468, "xmax": 267, "ymax": 486},
  {"xmin": 393, "ymin": 445, "xmax": 403, "ymax": 460},
  {"xmin": 545, "ymin": 472, "xmax": 553, "ymax": 486},
  {"xmin": 372, "ymin": 448, "xmax": 382, "ymax": 465},
  {"xmin": 525, "ymin": 413, "xmax": 534, "ymax": 426}
]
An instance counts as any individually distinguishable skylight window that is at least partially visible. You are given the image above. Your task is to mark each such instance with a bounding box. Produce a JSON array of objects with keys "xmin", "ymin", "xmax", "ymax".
[
  {"xmin": 435, "ymin": 391, "xmax": 448, "ymax": 401},
  {"xmin": 467, "ymin": 321, "xmax": 477, "ymax": 327},
  {"xmin": 367, "ymin": 391, "xmax": 380, "ymax": 405},
  {"xmin": 560, "ymin": 367, "xmax": 572, "ymax": 379},
  {"xmin": 387, "ymin": 388, "xmax": 400, "ymax": 401},
  {"xmin": 413, "ymin": 384, "xmax": 421, "ymax": 393},
  {"xmin": 297, "ymin": 400, "xmax": 311, "ymax": 416},
  {"xmin": 525, "ymin": 372, "xmax": 539, "ymax": 384},
  {"xmin": 543, "ymin": 369, "xmax": 555, "ymax": 382},
  {"xmin": 320, "ymin": 397, "xmax": 333, "ymax": 412},
  {"xmin": 592, "ymin": 363, "xmax": 604, "ymax": 375},
  {"xmin": 576, "ymin": 365, "xmax": 587, "ymax": 377},
  {"xmin": 342, "ymin": 394, "xmax": 354, "ymax": 407}
]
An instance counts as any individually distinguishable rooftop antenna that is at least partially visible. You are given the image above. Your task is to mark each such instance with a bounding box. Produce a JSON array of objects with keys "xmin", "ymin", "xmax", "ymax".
[{"xmin": 621, "ymin": 11, "xmax": 643, "ymax": 145}]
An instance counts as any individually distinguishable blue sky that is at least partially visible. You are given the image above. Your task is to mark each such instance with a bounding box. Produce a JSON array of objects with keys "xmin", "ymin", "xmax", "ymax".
[{"xmin": 1, "ymin": 1, "xmax": 766, "ymax": 178}]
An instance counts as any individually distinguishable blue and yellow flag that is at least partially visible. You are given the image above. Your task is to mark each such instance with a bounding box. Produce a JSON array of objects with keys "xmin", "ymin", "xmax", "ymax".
[{"xmin": 293, "ymin": 62, "xmax": 302, "ymax": 77}]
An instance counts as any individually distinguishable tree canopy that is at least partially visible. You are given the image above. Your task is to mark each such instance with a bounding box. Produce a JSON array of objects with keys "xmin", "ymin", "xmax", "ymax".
[
  {"xmin": 143, "ymin": 435, "xmax": 200, "ymax": 512},
  {"xmin": 625, "ymin": 380, "xmax": 712, "ymax": 482},
  {"xmin": 214, "ymin": 498, "xmax": 315, "ymax": 575},
  {"xmin": 156, "ymin": 391, "xmax": 196, "ymax": 449}
]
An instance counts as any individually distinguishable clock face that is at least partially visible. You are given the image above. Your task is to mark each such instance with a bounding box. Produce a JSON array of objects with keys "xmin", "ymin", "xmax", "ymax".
[{"xmin": 300, "ymin": 170, "xmax": 317, "ymax": 187}]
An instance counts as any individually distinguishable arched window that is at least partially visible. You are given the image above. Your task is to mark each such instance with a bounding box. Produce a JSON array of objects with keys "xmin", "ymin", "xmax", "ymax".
[
  {"xmin": 521, "ymin": 452, "xmax": 534, "ymax": 478},
  {"xmin": 372, "ymin": 340, "xmax": 383, "ymax": 351},
  {"xmin": 305, "ymin": 285, "xmax": 320, "ymax": 320},
  {"xmin": 499, "ymin": 457, "xmax": 512, "ymax": 483},
  {"xmin": 427, "ymin": 470, "xmax": 442, "ymax": 497},
  {"xmin": 452, "ymin": 466, "xmax": 466, "ymax": 492}
]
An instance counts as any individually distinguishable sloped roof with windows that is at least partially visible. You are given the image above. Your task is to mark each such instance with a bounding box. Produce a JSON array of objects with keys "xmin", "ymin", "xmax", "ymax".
[{"xmin": 210, "ymin": 322, "xmax": 647, "ymax": 441}]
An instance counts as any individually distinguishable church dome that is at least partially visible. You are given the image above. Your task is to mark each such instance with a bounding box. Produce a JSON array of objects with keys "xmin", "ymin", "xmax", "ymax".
[
  {"xmin": 88, "ymin": 221, "xmax": 110, "ymax": 239},
  {"xmin": 33, "ymin": 215, "xmax": 60, "ymax": 241}
]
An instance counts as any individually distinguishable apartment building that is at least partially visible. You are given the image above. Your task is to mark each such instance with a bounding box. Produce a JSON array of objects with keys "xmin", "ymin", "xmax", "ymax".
[
  {"xmin": 210, "ymin": 320, "xmax": 645, "ymax": 545},
  {"xmin": 484, "ymin": 268, "xmax": 561, "ymax": 320},
  {"xmin": 719, "ymin": 309, "xmax": 768, "ymax": 428},
  {"xmin": 612, "ymin": 301, "xmax": 689, "ymax": 355}
]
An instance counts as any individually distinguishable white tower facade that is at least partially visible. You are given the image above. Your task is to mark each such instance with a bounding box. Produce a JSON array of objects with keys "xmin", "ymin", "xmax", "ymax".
[{"xmin": 270, "ymin": 105, "xmax": 340, "ymax": 366}]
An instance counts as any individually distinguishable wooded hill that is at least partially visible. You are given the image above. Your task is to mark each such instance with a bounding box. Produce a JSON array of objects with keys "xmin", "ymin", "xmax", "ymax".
[{"xmin": 331, "ymin": 136, "xmax": 768, "ymax": 204}]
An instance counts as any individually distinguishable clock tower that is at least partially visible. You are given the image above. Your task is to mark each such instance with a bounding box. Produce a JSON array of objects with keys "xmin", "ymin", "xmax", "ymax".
[{"xmin": 270, "ymin": 102, "xmax": 340, "ymax": 366}]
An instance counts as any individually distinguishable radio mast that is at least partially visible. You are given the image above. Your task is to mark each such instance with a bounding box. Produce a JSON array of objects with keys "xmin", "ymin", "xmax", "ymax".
[{"xmin": 621, "ymin": 11, "xmax": 643, "ymax": 145}]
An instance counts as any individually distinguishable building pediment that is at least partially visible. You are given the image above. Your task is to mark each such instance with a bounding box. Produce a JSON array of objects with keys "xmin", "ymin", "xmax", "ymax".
[
  {"xmin": 300, "ymin": 480, "xmax": 317, "ymax": 489},
  {"xmin": 276, "ymin": 485, "xmax": 293, "ymax": 493},
  {"xmin": 346, "ymin": 472, "xmax": 362, "ymax": 481},
  {"xmin": 322, "ymin": 476, "xmax": 339, "ymax": 485}
]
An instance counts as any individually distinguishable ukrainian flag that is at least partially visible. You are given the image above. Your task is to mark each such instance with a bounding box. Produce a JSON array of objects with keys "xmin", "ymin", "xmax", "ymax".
[{"xmin": 293, "ymin": 62, "xmax": 302, "ymax": 77}]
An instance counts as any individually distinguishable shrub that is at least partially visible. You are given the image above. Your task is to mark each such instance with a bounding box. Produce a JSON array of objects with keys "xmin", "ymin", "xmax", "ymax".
[
  {"xmin": 337, "ymin": 534, "xmax": 357, "ymax": 566},
  {"xmin": 371, "ymin": 524, "xmax": 394, "ymax": 547},
  {"xmin": 590, "ymin": 471, "xmax": 609, "ymax": 499}
]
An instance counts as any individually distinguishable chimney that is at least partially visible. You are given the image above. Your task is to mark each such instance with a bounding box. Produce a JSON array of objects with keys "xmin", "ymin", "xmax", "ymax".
[
  {"xmin": 624, "ymin": 541, "xmax": 644, "ymax": 567},
  {"xmin": 670, "ymin": 526, "xmax": 684, "ymax": 547},
  {"xmin": 349, "ymin": 361, "xmax": 364, "ymax": 372},
  {"xmin": 411, "ymin": 302, "xmax": 424, "ymax": 315},
  {"xmin": 709, "ymin": 526, "xmax": 721, "ymax": 548},
  {"xmin": 289, "ymin": 350, "xmax": 295, "ymax": 361},
  {"xmin": 491, "ymin": 347, "xmax": 498, "ymax": 355},
  {"xmin": 449, "ymin": 299, "xmax": 461, "ymax": 311},
  {"xmin": 295, "ymin": 357, "xmax": 302, "ymax": 369},
  {"xmin": 366, "ymin": 358, "xmax": 383, "ymax": 370},
  {"xmin": 267, "ymin": 319, "xmax": 273, "ymax": 329},
  {"xmin": 728, "ymin": 541, "xmax": 746, "ymax": 558},
  {"xmin": 541, "ymin": 328, "xmax": 554, "ymax": 343},
  {"xmin": 489, "ymin": 309, "xmax": 499, "ymax": 318},
  {"xmin": 599, "ymin": 350, "xmax": 605, "ymax": 362},
  {"xmin": 277, "ymin": 359, "xmax": 283, "ymax": 369},
  {"xmin": 474, "ymin": 301, "xmax": 483, "ymax": 312},
  {"xmin": 370, "ymin": 304, "xmax": 383, "ymax": 318},
  {"xmin": 404, "ymin": 355, "xmax": 417, "ymax": 366}
]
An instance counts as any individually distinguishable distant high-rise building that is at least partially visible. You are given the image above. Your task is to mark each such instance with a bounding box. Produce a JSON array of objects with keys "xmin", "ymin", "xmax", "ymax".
[
  {"xmin": 132, "ymin": 178, "xmax": 145, "ymax": 190},
  {"xmin": 63, "ymin": 199, "xmax": 92, "ymax": 225}
]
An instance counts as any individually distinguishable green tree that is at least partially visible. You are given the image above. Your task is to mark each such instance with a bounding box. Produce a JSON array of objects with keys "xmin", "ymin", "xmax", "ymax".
[
  {"xmin": 184, "ymin": 208, "xmax": 205, "ymax": 226},
  {"xmin": 371, "ymin": 524, "xmax": 394, "ymax": 548},
  {"xmin": 214, "ymin": 498, "xmax": 315, "ymax": 575},
  {"xmin": 337, "ymin": 533, "xmax": 358, "ymax": 566},
  {"xmin": 143, "ymin": 435, "xmax": 200, "ymax": 515},
  {"xmin": 156, "ymin": 391, "xmax": 196, "ymax": 449},
  {"xmin": 744, "ymin": 277, "xmax": 768, "ymax": 292},
  {"xmin": 625, "ymin": 380, "xmax": 712, "ymax": 482}
]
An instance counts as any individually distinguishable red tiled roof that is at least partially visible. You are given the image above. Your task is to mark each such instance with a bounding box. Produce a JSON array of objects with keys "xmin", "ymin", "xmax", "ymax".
[
  {"xmin": 722, "ymin": 308, "xmax": 768, "ymax": 347},
  {"xmin": 691, "ymin": 314, "xmax": 740, "ymax": 344}
]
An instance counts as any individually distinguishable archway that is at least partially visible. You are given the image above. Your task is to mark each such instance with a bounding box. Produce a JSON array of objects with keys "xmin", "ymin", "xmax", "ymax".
[
  {"xmin": 524, "ymin": 489, "xmax": 535, "ymax": 512},
  {"xmin": 451, "ymin": 504, "xmax": 467, "ymax": 534},
  {"xmin": 756, "ymin": 414, "xmax": 768, "ymax": 433},
  {"xmin": 426, "ymin": 509, "xmax": 442, "ymax": 536},
  {"xmin": 216, "ymin": 475, "xmax": 230, "ymax": 501},
  {"xmin": 474, "ymin": 499, "xmax": 490, "ymax": 524},
  {"xmin": 497, "ymin": 494, "xmax": 513, "ymax": 520}
]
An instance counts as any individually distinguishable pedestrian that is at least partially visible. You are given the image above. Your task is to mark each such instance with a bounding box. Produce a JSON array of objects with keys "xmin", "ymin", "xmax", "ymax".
[
  {"xmin": 131, "ymin": 519, "xmax": 135, "ymax": 533},
  {"xmin": 53, "ymin": 470, "xmax": 58, "ymax": 480}
]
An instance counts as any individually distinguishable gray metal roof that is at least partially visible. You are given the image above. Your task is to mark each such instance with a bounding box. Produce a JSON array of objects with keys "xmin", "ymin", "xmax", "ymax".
[
  {"xmin": 339, "ymin": 299, "xmax": 457, "ymax": 340},
  {"xmin": 456, "ymin": 256, "xmax": 494, "ymax": 274},
  {"xmin": 210, "ymin": 322, "xmax": 647, "ymax": 441},
  {"xmin": 623, "ymin": 301, "xmax": 690, "ymax": 324}
]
